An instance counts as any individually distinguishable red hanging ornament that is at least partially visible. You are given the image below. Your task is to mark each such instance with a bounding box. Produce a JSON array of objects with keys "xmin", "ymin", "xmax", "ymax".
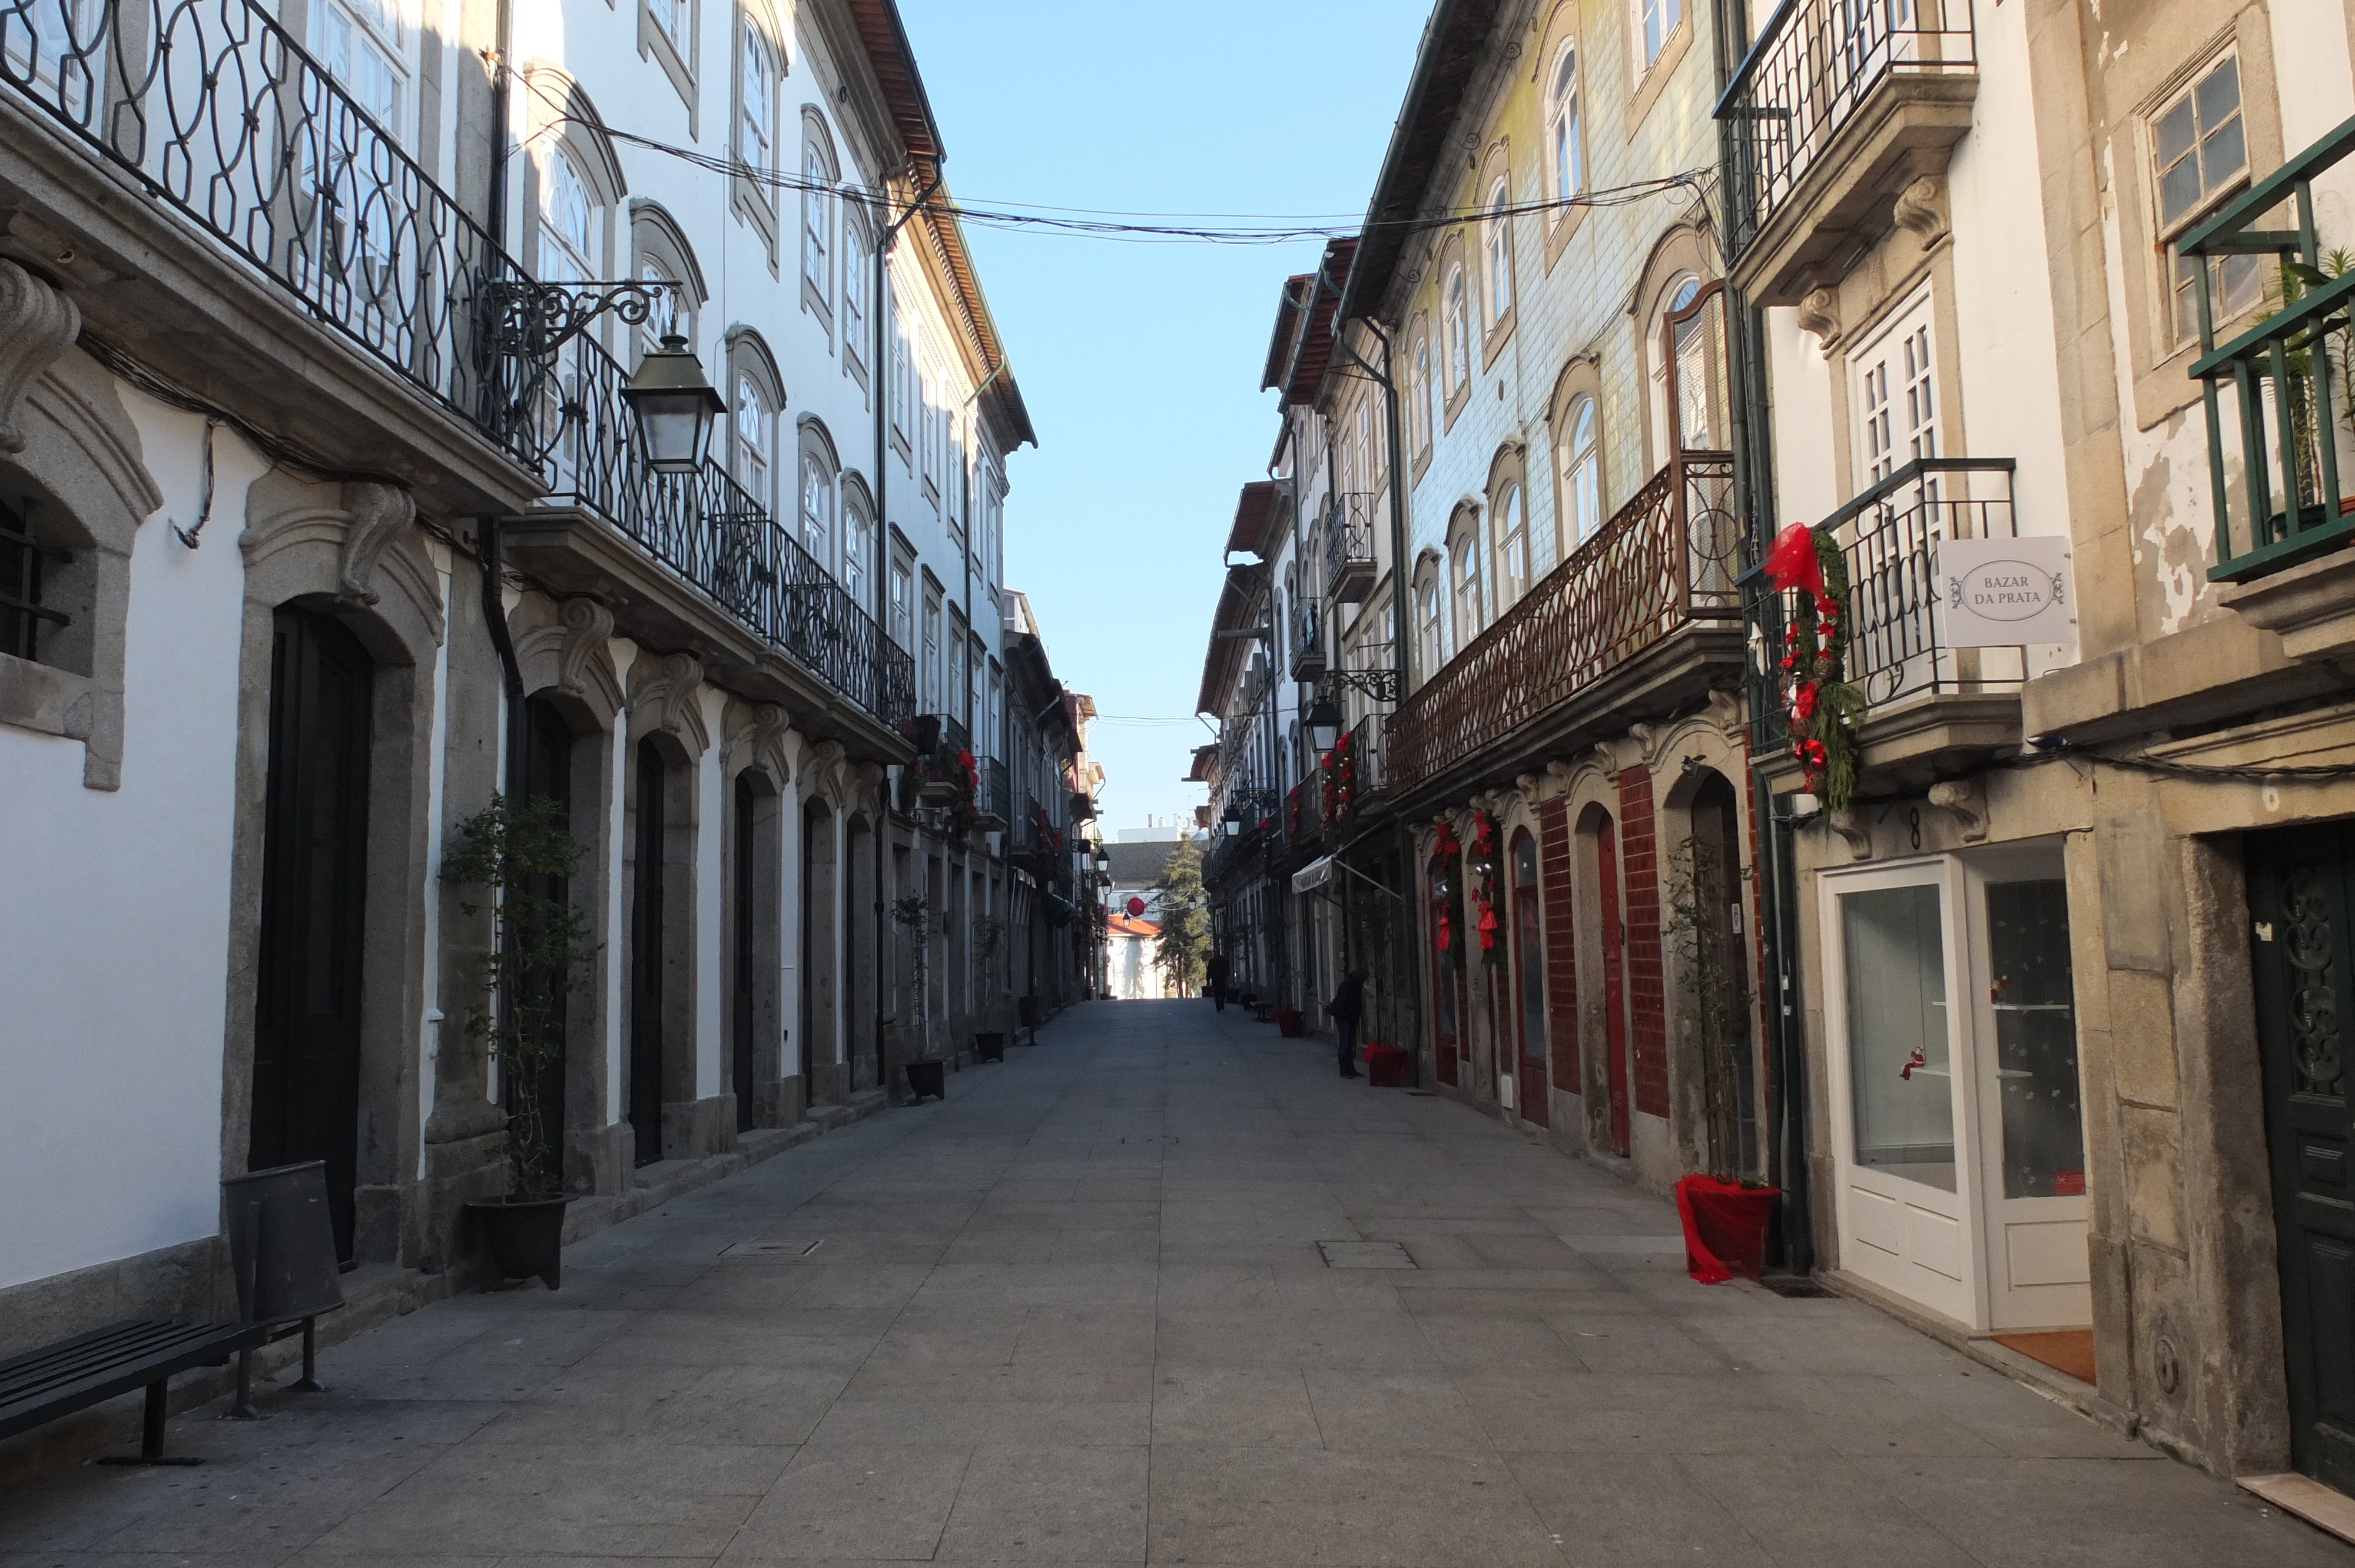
[{"xmin": 1764, "ymin": 522, "xmax": 1826, "ymax": 597}]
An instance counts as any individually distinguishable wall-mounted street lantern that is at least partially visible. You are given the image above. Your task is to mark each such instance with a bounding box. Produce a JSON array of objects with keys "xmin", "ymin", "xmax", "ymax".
[
  {"xmin": 1305, "ymin": 695, "xmax": 1344, "ymax": 756},
  {"xmin": 620, "ymin": 334, "xmax": 725, "ymax": 474}
]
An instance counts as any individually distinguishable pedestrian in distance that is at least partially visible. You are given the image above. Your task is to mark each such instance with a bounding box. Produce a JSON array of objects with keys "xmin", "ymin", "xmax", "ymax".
[
  {"xmin": 1328, "ymin": 966, "xmax": 1366, "ymax": 1077},
  {"xmin": 1205, "ymin": 951, "xmax": 1230, "ymax": 1012}
]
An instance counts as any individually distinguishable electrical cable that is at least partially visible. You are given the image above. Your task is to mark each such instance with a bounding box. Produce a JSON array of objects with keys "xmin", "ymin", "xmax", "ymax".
[{"xmin": 2021, "ymin": 740, "xmax": 2355, "ymax": 784}]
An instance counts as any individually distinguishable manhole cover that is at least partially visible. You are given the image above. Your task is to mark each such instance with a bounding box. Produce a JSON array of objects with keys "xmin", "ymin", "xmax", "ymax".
[
  {"xmin": 721, "ymin": 1239, "xmax": 824, "ymax": 1259},
  {"xmin": 1318, "ymin": 1240, "xmax": 1417, "ymax": 1270}
]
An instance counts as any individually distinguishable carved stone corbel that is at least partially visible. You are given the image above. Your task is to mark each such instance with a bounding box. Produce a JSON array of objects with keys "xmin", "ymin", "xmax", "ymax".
[
  {"xmin": 630, "ymin": 649, "xmax": 710, "ymax": 754},
  {"xmin": 1796, "ymin": 285, "xmax": 1839, "ymax": 350},
  {"xmin": 333, "ymin": 481, "xmax": 414, "ymax": 607},
  {"xmin": 1826, "ymin": 807, "xmax": 1875, "ymax": 862},
  {"xmin": 1893, "ymin": 174, "xmax": 1950, "ymax": 251},
  {"xmin": 807, "ymin": 739, "xmax": 849, "ymax": 808},
  {"xmin": 557, "ymin": 597, "xmax": 615, "ymax": 696},
  {"xmin": 1591, "ymin": 735, "xmax": 1644, "ymax": 776},
  {"xmin": 0, "ymin": 259, "xmax": 79, "ymax": 454},
  {"xmin": 725, "ymin": 700, "xmax": 793, "ymax": 783},
  {"xmin": 1703, "ymin": 688, "xmax": 1744, "ymax": 733},
  {"xmin": 1926, "ymin": 778, "xmax": 1989, "ymax": 843}
]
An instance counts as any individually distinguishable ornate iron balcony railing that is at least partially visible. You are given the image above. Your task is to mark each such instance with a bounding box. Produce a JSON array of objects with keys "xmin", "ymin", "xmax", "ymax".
[
  {"xmin": 2180, "ymin": 113, "xmax": 2355, "ymax": 581},
  {"xmin": 0, "ymin": 0, "xmax": 914, "ymax": 729},
  {"xmin": 1716, "ymin": 0, "xmax": 1979, "ymax": 260},
  {"xmin": 1385, "ymin": 452, "xmax": 1739, "ymax": 793},
  {"xmin": 979, "ymin": 755, "xmax": 1010, "ymax": 826},
  {"xmin": 1743, "ymin": 457, "xmax": 2021, "ymax": 757},
  {"xmin": 1324, "ymin": 492, "xmax": 1379, "ymax": 604}
]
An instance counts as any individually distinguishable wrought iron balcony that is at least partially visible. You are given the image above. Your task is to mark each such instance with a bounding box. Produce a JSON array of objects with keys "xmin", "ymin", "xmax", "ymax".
[
  {"xmin": 979, "ymin": 756, "xmax": 1010, "ymax": 829},
  {"xmin": 2181, "ymin": 115, "xmax": 2355, "ymax": 583},
  {"xmin": 1385, "ymin": 452, "xmax": 1739, "ymax": 795},
  {"xmin": 1325, "ymin": 493, "xmax": 1379, "ymax": 604},
  {"xmin": 1717, "ymin": 0, "xmax": 1979, "ymax": 302},
  {"xmin": 1289, "ymin": 596, "xmax": 1326, "ymax": 680},
  {"xmin": 0, "ymin": 0, "xmax": 913, "ymax": 732},
  {"xmin": 1745, "ymin": 457, "xmax": 2028, "ymax": 785}
]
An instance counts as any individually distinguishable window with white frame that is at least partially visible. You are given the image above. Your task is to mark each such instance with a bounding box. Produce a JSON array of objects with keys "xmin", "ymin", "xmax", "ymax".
[
  {"xmin": 843, "ymin": 221, "xmax": 868, "ymax": 365},
  {"xmin": 987, "ymin": 661, "xmax": 1003, "ymax": 756},
  {"xmin": 2153, "ymin": 53, "xmax": 2260, "ymax": 346},
  {"xmin": 738, "ymin": 24, "xmax": 776, "ymax": 178},
  {"xmin": 1444, "ymin": 264, "xmax": 1470, "ymax": 397},
  {"xmin": 1853, "ymin": 295, "xmax": 1939, "ymax": 486},
  {"xmin": 1494, "ymin": 483, "xmax": 1528, "ymax": 610},
  {"xmin": 1451, "ymin": 520, "xmax": 1484, "ymax": 648},
  {"xmin": 798, "ymin": 444, "xmax": 835, "ymax": 569},
  {"xmin": 314, "ymin": 0, "xmax": 407, "ymax": 139},
  {"xmin": 648, "ymin": 0, "xmax": 685, "ymax": 47},
  {"xmin": 1411, "ymin": 334, "xmax": 1433, "ymax": 455},
  {"xmin": 539, "ymin": 145, "xmax": 596, "ymax": 285},
  {"xmin": 641, "ymin": 257, "xmax": 685, "ymax": 340},
  {"xmin": 1636, "ymin": 0, "xmax": 1681, "ymax": 69},
  {"xmin": 732, "ymin": 371, "xmax": 774, "ymax": 513},
  {"xmin": 1558, "ymin": 394, "xmax": 1601, "ymax": 547},
  {"xmin": 1482, "ymin": 178, "xmax": 1512, "ymax": 327},
  {"xmin": 841, "ymin": 494, "xmax": 871, "ymax": 608},
  {"xmin": 889, "ymin": 547, "xmax": 914, "ymax": 648},
  {"xmin": 801, "ymin": 135, "xmax": 834, "ymax": 307},
  {"xmin": 1547, "ymin": 42, "xmax": 1583, "ymax": 210},
  {"xmin": 1647, "ymin": 274, "xmax": 1700, "ymax": 469},
  {"xmin": 1415, "ymin": 563, "xmax": 1445, "ymax": 673},
  {"xmin": 921, "ymin": 590, "xmax": 943, "ymax": 712},
  {"xmin": 1355, "ymin": 401, "xmax": 1374, "ymax": 494}
]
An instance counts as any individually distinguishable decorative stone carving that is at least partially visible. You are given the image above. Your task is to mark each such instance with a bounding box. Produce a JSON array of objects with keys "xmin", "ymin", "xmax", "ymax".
[
  {"xmin": 1704, "ymin": 688, "xmax": 1744, "ymax": 733},
  {"xmin": 727, "ymin": 700, "xmax": 794, "ymax": 783},
  {"xmin": 334, "ymin": 481, "xmax": 416, "ymax": 607},
  {"xmin": 1796, "ymin": 285, "xmax": 1839, "ymax": 348},
  {"xmin": 1826, "ymin": 807, "xmax": 1875, "ymax": 862},
  {"xmin": 0, "ymin": 260, "xmax": 80, "ymax": 454},
  {"xmin": 1926, "ymin": 778, "xmax": 1989, "ymax": 842},
  {"xmin": 805, "ymin": 739, "xmax": 849, "ymax": 808},
  {"xmin": 557, "ymin": 596, "xmax": 619, "ymax": 707},
  {"xmin": 1893, "ymin": 174, "xmax": 1949, "ymax": 250},
  {"xmin": 630, "ymin": 649, "xmax": 709, "ymax": 754}
]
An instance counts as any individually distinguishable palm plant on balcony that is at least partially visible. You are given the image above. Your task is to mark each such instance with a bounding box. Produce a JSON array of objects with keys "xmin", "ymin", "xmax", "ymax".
[{"xmin": 2270, "ymin": 250, "xmax": 2355, "ymax": 512}]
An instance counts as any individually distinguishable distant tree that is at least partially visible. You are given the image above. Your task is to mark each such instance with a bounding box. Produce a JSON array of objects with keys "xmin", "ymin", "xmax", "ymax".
[{"xmin": 1152, "ymin": 837, "xmax": 1210, "ymax": 996}]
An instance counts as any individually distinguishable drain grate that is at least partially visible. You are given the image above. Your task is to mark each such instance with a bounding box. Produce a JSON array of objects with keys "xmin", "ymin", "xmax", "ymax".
[
  {"xmin": 1755, "ymin": 1274, "xmax": 1835, "ymax": 1298},
  {"xmin": 721, "ymin": 1238, "xmax": 824, "ymax": 1259},
  {"xmin": 1405, "ymin": 1089, "xmax": 1436, "ymax": 1097},
  {"xmin": 1318, "ymin": 1240, "xmax": 1417, "ymax": 1270}
]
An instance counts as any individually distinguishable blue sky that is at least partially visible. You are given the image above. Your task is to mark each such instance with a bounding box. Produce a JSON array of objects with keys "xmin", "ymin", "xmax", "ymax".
[{"xmin": 897, "ymin": 1, "xmax": 1433, "ymax": 835}]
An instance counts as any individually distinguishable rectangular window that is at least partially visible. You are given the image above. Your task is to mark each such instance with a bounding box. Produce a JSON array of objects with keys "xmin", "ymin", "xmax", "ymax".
[
  {"xmin": 889, "ymin": 550, "xmax": 913, "ymax": 649},
  {"xmin": 921, "ymin": 592, "xmax": 943, "ymax": 713},
  {"xmin": 1638, "ymin": 0, "xmax": 1680, "ymax": 67},
  {"xmin": 1841, "ymin": 881, "xmax": 1956, "ymax": 1192},
  {"xmin": 843, "ymin": 225, "xmax": 867, "ymax": 362},
  {"xmin": 1852, "ymin": 297, "xmax": 1937, "ymax": 487},
  {"xmin": 316, "ymin": 0, "xmax": 406, "ymax": 138},
  {"xmin": 2154, "ymin": 54, "xmax": 2260, "ymax": 345},
  {"xmin": 738, "ymin": 29, "xmax": 771, "ymax": 174},
  {"xmin": 801, "ymin": 144, "xmax": 831, "ymax": 301}
]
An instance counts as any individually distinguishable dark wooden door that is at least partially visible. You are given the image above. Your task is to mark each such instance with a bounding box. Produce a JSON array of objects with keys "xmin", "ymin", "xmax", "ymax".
[
  {"xmin": 1430, "ymin": 855, "xmax": 1460, "ymax": 1087},
  {"xmin": 1596, "ymin": 815, "xmax": 1632, "ymax": 1158},
  {"xmin": 2252, "ymin": 822, "xmax": 2355, "ymax": 1491},
  {"xmin": 520, "ymin": 698, "xmax": 573, "ymax": 1189},
  {"xmin": 732, "ymin": 772, "xmax": 757, "ymax": 1132},
  {"xmin": 629, "ymin": 739, "xmax": 666, "ymax": 1165},
  {"xmin": 1512, "ymin": 830, "xmax": 1550, "ymax": 1129},
  {"xmin": 250, "ymin": 607, "xmax": 373, "ymax": 1263}
]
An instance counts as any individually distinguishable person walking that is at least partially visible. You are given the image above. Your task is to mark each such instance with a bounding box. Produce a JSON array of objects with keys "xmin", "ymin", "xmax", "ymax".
[
  {"xmin": 1327, "ymin": 967, "xmax": 1366, "ymax": 1078},
  {"xmin": 1205, "ymin": 951, "xmax": 1230, "ymax": 1012}
]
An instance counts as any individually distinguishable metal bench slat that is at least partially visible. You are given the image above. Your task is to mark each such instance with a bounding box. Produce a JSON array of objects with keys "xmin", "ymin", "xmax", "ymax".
[{"xmin": 0, "ymin": 1321, "xmax": 267, "ymax": 1441}]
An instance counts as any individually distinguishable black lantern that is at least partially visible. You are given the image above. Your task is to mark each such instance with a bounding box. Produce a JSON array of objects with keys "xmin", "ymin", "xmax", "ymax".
[
  {"xmin": 1306, "ymin": 695, "xmax": 1344, "ymax": 756},
  {"xmin": 621, "ymin": 334, "xmax": 724, "ymax": 474}
]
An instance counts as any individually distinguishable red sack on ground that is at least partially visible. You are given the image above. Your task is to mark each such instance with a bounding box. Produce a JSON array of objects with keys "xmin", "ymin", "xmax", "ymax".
[{"xmin": 1674, "ymin": 1174, "xmax": 1780, "ymax": 1284}]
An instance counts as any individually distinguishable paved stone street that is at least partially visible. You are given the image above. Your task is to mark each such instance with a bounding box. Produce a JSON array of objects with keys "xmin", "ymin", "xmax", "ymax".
[{"xmin": 4, "ymin": 1001, "xmax": 2346, "ymax": 1567}]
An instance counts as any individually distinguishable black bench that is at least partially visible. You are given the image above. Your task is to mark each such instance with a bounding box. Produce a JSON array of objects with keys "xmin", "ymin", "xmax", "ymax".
[{"xmin": 0, "ymin": 1319, "xmax": 268, "ymax": 1466}]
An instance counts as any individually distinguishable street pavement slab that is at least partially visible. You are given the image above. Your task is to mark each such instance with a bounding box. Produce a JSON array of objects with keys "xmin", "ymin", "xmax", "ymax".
[{"xmin": 2, "ymin": 998, "xmax": 2348, "ymax": 1566}]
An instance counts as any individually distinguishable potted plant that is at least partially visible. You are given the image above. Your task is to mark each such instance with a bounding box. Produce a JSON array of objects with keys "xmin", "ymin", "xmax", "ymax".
[
  {"xmin": 447, "ymin": 793, "xmax": 592, "ymax": 1289},
  {"xmin": 891, "ymin": 894, "xmax": 947, "ymax": 1097},
  {"xmin": 972, "ymin": 913, "xmax": 1009, "ymax": 1062}
]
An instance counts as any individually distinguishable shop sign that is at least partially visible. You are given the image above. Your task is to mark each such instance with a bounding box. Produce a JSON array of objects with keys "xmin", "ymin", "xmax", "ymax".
[{"xmin": 1936, "ymin": 535, "xmax": 2075, "ymax": 647}]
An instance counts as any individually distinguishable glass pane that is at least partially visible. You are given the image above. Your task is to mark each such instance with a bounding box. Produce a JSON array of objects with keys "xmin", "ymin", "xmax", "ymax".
[
  {"xmin": 1843, "ymin": 883, "xmax": 1956, "ymax": 1191},
  {"xmin": 1986, "ymin": 879, "xmax": 2084, "ymax": 1199},
  {"xmin": 2201, "ymin": 116, "xmax": 2247, "ymax": 190},
  {"xmin": 2159, "ymin": 154, "xmax": 2201, "ymax": 231},
  {"xmin": 2153, "ymin": 98, "xmax": 2195, "ymax": 172},
  {"xmin": 2194, "ymin": 57, "xmax": 2241, "ymax": 139}
]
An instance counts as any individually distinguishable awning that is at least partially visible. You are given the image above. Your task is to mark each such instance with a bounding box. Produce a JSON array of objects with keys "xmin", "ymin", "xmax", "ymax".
[{"xmin": 1292, "ymin": 856, "xmax": 1335, "ymax": 894}]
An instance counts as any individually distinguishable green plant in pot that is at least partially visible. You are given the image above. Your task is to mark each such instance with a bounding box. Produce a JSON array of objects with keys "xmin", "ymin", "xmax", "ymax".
[
  {"xmin": 891, "ymin": 893, "xmax": 950, "ymax": 1095},
  {"xmin": 972, "ymin": 912, "xmax": 1010, "ymax": 1060},
  {"xmin": 447, "ymin": 793, "xmax": 593, "ymax": 1288}
]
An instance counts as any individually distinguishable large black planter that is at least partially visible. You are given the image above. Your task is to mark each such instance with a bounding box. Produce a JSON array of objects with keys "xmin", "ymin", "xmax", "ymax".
[
  {"xmin": 1017, "ymin": 995, "xmax": 1041, "ymax": 1027},
  {"xmin": 906, "ymin": 1059, "xmax": 947, "ymax": 1101},
  {"xmin": 467, "ymin": 1195, "xmax": 570, "ymax": 1290},
  {"xmin": 975, "ymin": 1032, "xmax": 1006, "ymax": 1063}
]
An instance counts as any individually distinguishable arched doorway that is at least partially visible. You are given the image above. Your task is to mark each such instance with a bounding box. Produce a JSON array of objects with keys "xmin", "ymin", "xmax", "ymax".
[
  {"xmin": 1510, "ymin": 827, "xmax": 1550, "ymax": 1129},
  {"xmin": 250, "ymin": 605, "xmax": 374, "ymax": 1263},
  {"xmin": 520, "ymin": 696, "xmax": 576, "ymax": 1187},
  {"xmin": 730, "ymin": 769, "xmax": 782, "ymax": 1134},
  {"xmin": 628, "ymin": 735, "xmax": 695, "ymax": 1165},
  {"xmin": 1579, "ymin": 803, "xmax": 1631, "ymax": 1158},
  {"xmin": 1684, "ymin": 770, "xmax": 1755, "ymax": 1177},
  {"xmin": 801, "ymin": 803, "xmax": 840, "ymax": 1101}
]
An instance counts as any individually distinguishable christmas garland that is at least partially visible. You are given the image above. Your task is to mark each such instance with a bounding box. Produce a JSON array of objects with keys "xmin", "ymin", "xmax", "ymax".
[
  {"xmin": 1764, "ymin": 523, "xmax": 1867, "ymax": 813},
  {"xmin": 912, "ymin": 741, "xmax": 980, "ymax": 836},
  {"xmin": 1322, "ymin": 729, "xmax": 1359, "ymax": 842},
  {"xmin": 1287, "ymin": 783, "xmax": 1305, "ymax": 838},
  {"xmin": 1467, "ymin": 809, "xmax": 1502, "ymax": 965},
  {"xmin": 1432, "ymin": 821, "xmax": 1463, "ymax": 964}
]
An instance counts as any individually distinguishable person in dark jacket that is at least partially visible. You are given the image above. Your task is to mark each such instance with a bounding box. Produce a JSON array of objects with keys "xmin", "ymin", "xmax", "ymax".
[
  {"xmin": 1205, "ymin": 952, "xmax": 1230, "ymax": 1011},
  {"xmin": 1327, "ymin": 968, "xmax": 1366, "ymax": 1077}
]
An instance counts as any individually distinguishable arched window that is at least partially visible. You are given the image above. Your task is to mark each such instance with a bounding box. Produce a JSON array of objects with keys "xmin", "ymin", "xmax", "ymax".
[
  {"xmin": 631, "ymin": 201, "xmax": 706, "ymax": 347},
  {"xmin": 1670, "ymin": 280, "xmax": 1729, "ymax": 456},
  {"xmin": 1648, "ymin": 272, "xmax": 1702, "ymax": 469},
  {"xmin": 841, "ymin": 481, "xmax": 873, "ymax": 609},
  {"xmin": 1546, "ymin": 44, "xmax": 1583, "ymax": 208},
  {"xmin": 843, "ymin": 217, "xmax": 870, "ymax": 367},
  {"xmin": 732, "ymin": 372, "xmax": 774, "ymax": 511},
  {"xmin": 1511, "ymin": 828, "xmax": 1547, "ymax": 1079},
  {"xmin": 1415, "ymin": 560, "xmax": 1445, "ymax": 675},
  {"xmin": 540, "ymin": 145, "xmax": 596, "ymax": 285},
  {"xmin": 1494, "ymin": 483, "xmax": 1528, "ymax": 610},
  {"xmin": 801, "ymin": 117, "xmax": 837, "ymax": 308},
  {"xmin": 1451, "ymin": 518, "xmax": 1484, "ymax": 648},
  {"xmin": 739, "ymin": 24, "xmax": 777, "ymax": 177},
  {"xmin": 1558, "ymin": 394, "xmax": 1600, "ymax": 546},
  {"xmin": 1482, "ymin": 177, "xmax": 1512, "ymax": 327},
  {"xmin": 1411, "ymin": 332, "xmax": 1433, "ymax": 456},
  {"xmin": 798, "ymin": 437, "xmax": 836, "ymax": 569},
  {"xmin": 1444, "ymin": 264, "xmax": 1470, "ymax": 396}
]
